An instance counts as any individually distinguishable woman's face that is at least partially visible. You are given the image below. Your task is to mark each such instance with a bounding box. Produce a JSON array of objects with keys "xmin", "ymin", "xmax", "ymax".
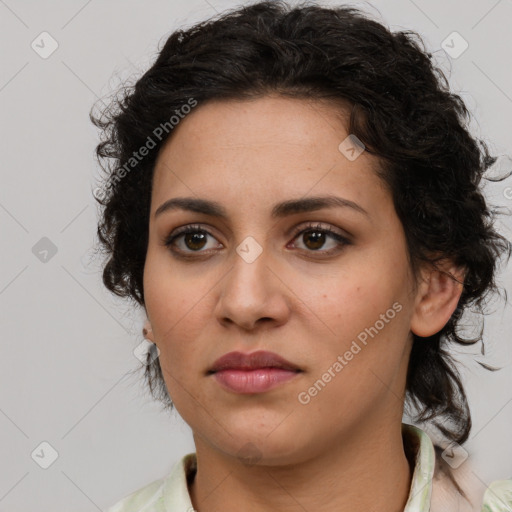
[{"xmin": 143, "ymin": 95, "xmax": 422, "ymax": 464}]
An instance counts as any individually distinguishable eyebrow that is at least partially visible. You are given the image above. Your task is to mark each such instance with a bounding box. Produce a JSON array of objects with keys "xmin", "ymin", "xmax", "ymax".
[{"xmin": 154, "ymin": 195, "xmax": 370, "ymax": 219}]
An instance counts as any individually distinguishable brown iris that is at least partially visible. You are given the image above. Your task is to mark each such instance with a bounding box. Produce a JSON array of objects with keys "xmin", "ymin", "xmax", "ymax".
[
  {"xmin": 302, "ymin": 230, "xmax": 326, "ymax": 250},
  {"xmin": 184, "ymin": 232, "xmax": 208, "ymax": 251}
]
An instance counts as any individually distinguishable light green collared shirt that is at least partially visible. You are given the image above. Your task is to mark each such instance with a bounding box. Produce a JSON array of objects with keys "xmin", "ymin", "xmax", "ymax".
[{"xmin": 105, "ymin": 423, "xmax": 512, "ymax": 511}]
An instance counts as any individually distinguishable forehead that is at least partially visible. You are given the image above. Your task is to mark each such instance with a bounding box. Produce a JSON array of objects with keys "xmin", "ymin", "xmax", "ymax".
[
  {"xmin": 158, "ymin": 95, "xmax": 351, "ymax": 155},
  {"xmin": 150, "ymin": 95, "xmax": 388, "ymax": 216}
]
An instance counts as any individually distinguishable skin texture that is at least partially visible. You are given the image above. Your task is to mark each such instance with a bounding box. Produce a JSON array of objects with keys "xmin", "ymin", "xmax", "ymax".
[{"xmin": 142, "ymin": 95, "xmax": 465, "ymax": 512}]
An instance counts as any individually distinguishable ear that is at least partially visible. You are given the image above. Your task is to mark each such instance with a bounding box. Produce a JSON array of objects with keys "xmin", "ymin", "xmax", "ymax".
[
  {"xmin": 143, "ymin": 319, "xmax": 155, "ymax": 343},
  {"xmin": 410, "ymin": 259, "xmax": 466, "ymax": 338}
]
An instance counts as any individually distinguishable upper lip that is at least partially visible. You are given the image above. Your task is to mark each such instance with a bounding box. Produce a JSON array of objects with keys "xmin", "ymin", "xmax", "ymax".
[{"xmin": 208, "ymin": 350, "xmax": 302, "ymax": 373}]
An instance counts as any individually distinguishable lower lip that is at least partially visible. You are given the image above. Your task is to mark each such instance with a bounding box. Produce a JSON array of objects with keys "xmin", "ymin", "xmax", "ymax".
[{"xmin": 212, "ymin": 368, "xmax": 300, "ymax": 393}]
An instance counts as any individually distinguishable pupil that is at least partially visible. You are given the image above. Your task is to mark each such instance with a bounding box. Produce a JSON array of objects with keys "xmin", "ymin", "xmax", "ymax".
[
  {"xmin": 305, "ymin": 231, "xmax": 324, "ymax": 250},
  {"xmin": 186, "ymin": 232, "xmax": 207, "ymax": 250}
]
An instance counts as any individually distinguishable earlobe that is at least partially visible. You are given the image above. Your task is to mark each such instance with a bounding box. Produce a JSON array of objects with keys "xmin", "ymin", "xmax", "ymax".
[
  {"xmin": 142, "ymin": 319, "xmax": 155, "ymax": 343},
  {"xmin": 410, "ymin": 261, "xmax": 465, "ymax": 338}
]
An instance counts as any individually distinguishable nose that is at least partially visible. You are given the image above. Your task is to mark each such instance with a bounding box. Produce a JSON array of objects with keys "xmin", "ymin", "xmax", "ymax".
[{"xmin": 214, "ymin": 245, "xmax": 291, "ymax": 332}]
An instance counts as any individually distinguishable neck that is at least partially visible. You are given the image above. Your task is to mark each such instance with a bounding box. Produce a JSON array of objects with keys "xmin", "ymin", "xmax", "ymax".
[{"xmin": 188, "ymin": 420, "xmax": 414, "ymax": 512}]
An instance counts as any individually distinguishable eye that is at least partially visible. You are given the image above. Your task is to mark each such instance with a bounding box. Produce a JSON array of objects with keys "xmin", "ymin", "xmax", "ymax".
[
  {"xmin": 163, "ymin": 224, "xmax": 221, "ymax": 256},
  {"xmin": 288, "ymin": 222, "xmax": 351, "ymax": 256},
  {"xmin": 163, "ymin": 222, "xmax": 351, "ymax": 258}
]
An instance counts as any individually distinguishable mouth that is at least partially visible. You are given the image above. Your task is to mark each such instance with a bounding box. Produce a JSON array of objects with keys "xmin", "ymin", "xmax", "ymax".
[{"xmin": 207, "ymin": 350, "xmax": 302, "ymax": 394}]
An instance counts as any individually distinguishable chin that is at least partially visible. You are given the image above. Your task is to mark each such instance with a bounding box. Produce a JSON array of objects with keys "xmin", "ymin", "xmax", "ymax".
[{"xmin": 216, "ymin": 429, "xmax": 310, "ymax": 467}]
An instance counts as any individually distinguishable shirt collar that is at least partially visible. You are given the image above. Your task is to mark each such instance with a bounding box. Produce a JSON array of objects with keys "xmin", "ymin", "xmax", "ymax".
[{"xmin": 402, "ymin": 423, "xmax": 436, "ymax": 511}]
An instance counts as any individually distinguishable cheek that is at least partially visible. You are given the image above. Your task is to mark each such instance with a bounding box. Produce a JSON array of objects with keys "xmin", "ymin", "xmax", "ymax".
[
  {"xmin": 143, "ymin": 259, "xmax": 212, "ymax": 369},
  {"xmin": 144, "ymin": 247, "xmax": 196, "ymax": 328},
  {"xmin": 311, "ymin": 270, "xmax": 396, "ymax": 329},
  {"xmin": 308, "ymin": 257, "xmax": 411, "ymax": 361}
]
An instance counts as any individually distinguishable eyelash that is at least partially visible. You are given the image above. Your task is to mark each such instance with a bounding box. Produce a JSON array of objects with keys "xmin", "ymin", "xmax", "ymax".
[{"xmin": 163, "ymin": 222, "xmax": 351, "ymax": 259}]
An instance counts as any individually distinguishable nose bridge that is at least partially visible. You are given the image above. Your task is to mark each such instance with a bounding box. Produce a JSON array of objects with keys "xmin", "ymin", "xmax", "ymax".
[
  {"xmin": 215, "ymin": 231, "xmax": 289, "ymax": 329},
  {"xmin": 227, "ymin": 233, "xmax": 271, "ymax": 301}
]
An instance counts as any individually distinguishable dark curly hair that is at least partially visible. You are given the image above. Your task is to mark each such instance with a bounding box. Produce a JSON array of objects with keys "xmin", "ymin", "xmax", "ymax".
[{"xmin": 90, "ymin": 0, "xmax": 511, "ymax": 498}]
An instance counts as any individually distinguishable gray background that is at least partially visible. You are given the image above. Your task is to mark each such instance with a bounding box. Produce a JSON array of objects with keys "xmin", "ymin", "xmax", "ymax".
[{"xmin": 1, "ymin": 0, "xmax": 511, "ymax": 510}]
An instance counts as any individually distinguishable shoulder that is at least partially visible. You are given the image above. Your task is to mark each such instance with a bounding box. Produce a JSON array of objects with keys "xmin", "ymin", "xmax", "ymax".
[
  {"xmin": 403, "ymin": 424, "xmax": 511, "ymax": 512},
  {"xmin": 481, "ymin": 479, "xmax": 512, "ymax": 512},
  {"xmin": 104, "ymin": 477, "xmax": 167, "ymax": 512},
  {"xmin": 104, "ymin": 452, "xmax": 197, "ymax": 512},
  {"xmin": 429, "ymin": 444, "xmax": 512, "ymax": 512}
]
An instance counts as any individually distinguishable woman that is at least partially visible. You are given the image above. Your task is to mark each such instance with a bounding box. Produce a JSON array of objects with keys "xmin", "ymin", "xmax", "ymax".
[{"xmin": 91, "ymin": 1, "xmax": 512, "ymax": 510}]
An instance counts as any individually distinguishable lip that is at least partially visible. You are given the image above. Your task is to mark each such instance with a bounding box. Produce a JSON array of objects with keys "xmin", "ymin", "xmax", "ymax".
[
  {"xmin": 212, "ymin": 368, "xmax": 300, "ymax": 394},
  {"xmin": 208, "ymin": 350, "xmax": 301, "ymax": 373},
  {"xmin": 208, "ymin": 350, "xmax": 302, "ymax": 394}
]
